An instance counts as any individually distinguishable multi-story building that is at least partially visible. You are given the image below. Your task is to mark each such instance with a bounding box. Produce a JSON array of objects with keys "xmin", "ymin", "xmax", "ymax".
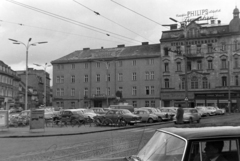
[
  {"xmin": 16, "ymin": 68, "xmax": 51, "ymax": 107},
  {"xmin": 160, "ymin": 7, "xmax": 240, "ymax": 111},
  {"xmin": 0, "ymin": 60, "xmax": 21, "ymax": 110},
  {"xmin": 51, "ymin": 43, "xmax": 160, "ymax": 109}
]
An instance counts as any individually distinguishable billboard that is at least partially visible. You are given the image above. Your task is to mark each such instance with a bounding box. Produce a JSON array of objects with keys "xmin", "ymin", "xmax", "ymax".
[
  {"xmin": 30, "ymin": 110, "xmax": 45, "ymax": 130},
  {"xmin": 0, "ymin": 110, "xmax": 8, "ymax": 129}
]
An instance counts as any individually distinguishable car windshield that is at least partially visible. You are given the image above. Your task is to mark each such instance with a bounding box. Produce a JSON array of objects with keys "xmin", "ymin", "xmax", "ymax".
[
  {"xmin": 207, "ymin": 107, "xmax": 215, "ymax": 110},
  {"xmin": 122, "ymin": 110, "xmax": 131, "ymax": 114},
  {"xmin": 137, "ymin": 131, "xmax": 186, "ymax": 161}
]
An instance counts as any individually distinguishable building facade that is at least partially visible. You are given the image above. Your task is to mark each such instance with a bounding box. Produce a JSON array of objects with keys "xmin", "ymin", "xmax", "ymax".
[
  {"xmin": 0, "ymin": 60, "xmax": 21, "ymax": 110},
  {"xmin": 16, "ymin": 68, "xmax": 51, "ymax": 107},
  {"xmin": 51, "ymin": 43, "xmax": 161, "ymax": 109},
  {"xmin": 160, "ymin": 7, "xmax": 240, "ymax": 111}
]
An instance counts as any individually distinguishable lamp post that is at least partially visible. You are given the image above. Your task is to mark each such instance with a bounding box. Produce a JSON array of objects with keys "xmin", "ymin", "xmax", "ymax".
[
  {"xmin": 33, "ymin": 63, "xmax": 51, "ymax": 106},
  {"xmin": 169, "ymin": 16, "xmax": 201, "ymax": 108},
  {"xmin": 9, "ymin": 38, "xmax": 47, "ymax": 110}
]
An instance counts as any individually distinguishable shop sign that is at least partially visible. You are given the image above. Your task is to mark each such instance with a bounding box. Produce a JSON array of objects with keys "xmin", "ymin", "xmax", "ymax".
[
  {"xmin": 30, "ymin": 110, "xmax": 45, "ymax": 130},
  {"xmin": 0, "ymin": 110, "xmax": 8, "ymax": 129},
  {"xmin": 176, "ymin": 9, "xmax": 221, "ymax": 22},
  {"xmin": 161, "ymin": 93, "xmax": 194, "ymax": 99}
]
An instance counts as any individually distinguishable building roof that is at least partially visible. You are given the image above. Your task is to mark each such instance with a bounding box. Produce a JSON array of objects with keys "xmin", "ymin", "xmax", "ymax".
[
  {"xmin": 51, "ymin": 43, "xmax": 160, "ymax": 64},
  {"xmin": 159, "ymin": 126, "xmax": 240, "ymax": 140}
]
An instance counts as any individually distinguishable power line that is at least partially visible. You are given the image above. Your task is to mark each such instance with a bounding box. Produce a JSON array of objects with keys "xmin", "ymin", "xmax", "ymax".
[
  {"xmin": 110, "ymin": 0, "xmax": 168, "ymax": 29},
  {"xmin": 6, "ymin": 0, "xmax": 143, "ymax": 43},
  {"xmin": 73, "ymin": 0, "xmax": 154, "ymax": 43},
  {"xmin": 0, "ymin": 19, "xmax": 136, "ymax": 45}
]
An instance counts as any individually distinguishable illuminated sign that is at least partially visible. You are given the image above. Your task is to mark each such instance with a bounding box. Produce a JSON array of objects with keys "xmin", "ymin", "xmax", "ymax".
[{"xmin": 176, "ymin": 9, "xmax": 221, "ymax": 22}]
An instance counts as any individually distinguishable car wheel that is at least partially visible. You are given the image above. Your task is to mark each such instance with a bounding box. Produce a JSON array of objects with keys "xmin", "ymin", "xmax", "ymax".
[
  {"xmin": 158, "ymin": 117, "xmax": 162, "ymax": 122},
  {"xmin": 148, "ymin": 118, "xmax": 154, "ymax": 123},
  {"xmin": 174, "ymin": 121, "xmax": 177, "ymax": 124}
]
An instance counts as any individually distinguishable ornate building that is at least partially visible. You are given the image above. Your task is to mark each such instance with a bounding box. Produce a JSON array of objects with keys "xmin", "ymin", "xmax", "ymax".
[{"xmin": 160, "ymin": 7, "xmax": 240, "ymax": 111}]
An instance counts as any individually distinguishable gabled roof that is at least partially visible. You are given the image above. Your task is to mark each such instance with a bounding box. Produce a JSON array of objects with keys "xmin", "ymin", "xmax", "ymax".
[{"xmin": 51, "ymin": 44, "xmax": 160, "ymax": 64}]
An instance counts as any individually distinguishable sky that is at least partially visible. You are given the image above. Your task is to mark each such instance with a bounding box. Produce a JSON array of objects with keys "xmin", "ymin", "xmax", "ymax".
[{"xmin": 0, "ymin": 0, "xmax": 239, "ymax": 86}]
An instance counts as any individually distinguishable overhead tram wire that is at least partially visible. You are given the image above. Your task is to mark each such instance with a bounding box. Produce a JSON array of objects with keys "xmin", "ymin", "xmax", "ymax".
[
  {"xmin": 110, "ymin": 0, "xmax": 169, "ymax": 29},
  {"xmin": 73, "ymin": 0, "xmax": 154, "ymax": 43},
  {"xmin": 0, "ymin": 19, "xmax": 135, "ymax": 45},
  {"xmin": 6, "ymin": 0, "xmax": 143, "ymax": 43}
]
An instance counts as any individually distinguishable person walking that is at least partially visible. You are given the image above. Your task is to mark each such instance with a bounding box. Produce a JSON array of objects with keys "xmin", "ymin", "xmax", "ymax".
[{"xmin": 176, "ymin": 104, "xmax": 184, "ymax": 124}]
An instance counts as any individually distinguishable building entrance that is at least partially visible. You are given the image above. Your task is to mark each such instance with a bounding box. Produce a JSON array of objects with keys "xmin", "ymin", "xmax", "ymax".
[{"xmin": 94, "ymin": 101, "xmax": 102, "ymax": 107}]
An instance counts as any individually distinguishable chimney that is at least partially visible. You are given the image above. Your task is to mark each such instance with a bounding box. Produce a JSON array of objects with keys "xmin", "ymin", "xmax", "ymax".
[
  {"xmin": 142, "ymin": 42, "xmax": 149, "ymax": 45},
  {"xmin": 170, "ymin": 24, "xmax": 178, "ymax": 30},
  {"xmin": 218, "ymin": 20, "xmax": 221, "ymax": 24},
  {"xmin": 83, "ymin": 48, "xmax": 90, "ymax": 50},
  {"xmin": 117, "ymin": 44, "xmax": 125, "ymax": 48},
  {"xmin": 211, "ymin": 20, "xmax": 215, "ymax": 24}
]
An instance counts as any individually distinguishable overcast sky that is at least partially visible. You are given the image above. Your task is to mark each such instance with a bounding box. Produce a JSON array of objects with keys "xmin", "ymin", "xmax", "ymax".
[{"xmin": 0, "ymin": 0, "xmax": 239, "ymax": 85}]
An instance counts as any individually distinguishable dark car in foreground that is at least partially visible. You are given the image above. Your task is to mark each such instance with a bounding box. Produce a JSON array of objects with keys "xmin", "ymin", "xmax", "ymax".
[
  {"xmin": 96, "ymin": 109, "xmax": 141, "ymax": 125},
  {"xmin": 82, "ymin": 126, "xmax": 240, "ymax": 161}
]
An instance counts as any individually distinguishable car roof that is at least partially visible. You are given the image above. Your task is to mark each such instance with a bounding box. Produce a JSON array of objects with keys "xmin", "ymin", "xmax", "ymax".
[{"xmin": 159, "ymin": 126, "xmax": 240, "ymax": 140}]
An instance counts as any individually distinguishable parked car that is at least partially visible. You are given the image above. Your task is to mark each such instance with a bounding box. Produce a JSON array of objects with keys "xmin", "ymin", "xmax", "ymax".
[
  {"xmin": 133, "ymin": 109, "xmax": 158, "ymax": 123},
  {"xmin": 83, "ymin": 126, "xmax": 240, "ymax": 161},
  {"xmin": 195, "ymin": 106, "xmax": 209, "ymax": 117},
  {"xmin": 109, "ymin": 104, "xmax": 134, "ymax": 112},
  {"xmin": 158, "ymin": 108, "xmax": 176, "ymax": 119},
  {"xmin": 96, "ymin": 109, "xmax": 141, "ymax": 125},
  {"xmin": 205, "ymin": 106, "xmax": 217, "ymax": 116},
  {"xmin": 53, "ymin": 109, "xmax": 85, "ymax": 123},
  {"xmin": 139, "ymin": 107, "xmax": 171, "ymax": 121},
  {"xmin": 91, "ymin": 108, "xmax": 107, "ymax": 115},
  {"xmin": 173, "ymin": 108, "xmax": 201, "ymax": 123},
  {"xmin": 215, "ymin": 106, "xmax": 226, "ymax": 115}
]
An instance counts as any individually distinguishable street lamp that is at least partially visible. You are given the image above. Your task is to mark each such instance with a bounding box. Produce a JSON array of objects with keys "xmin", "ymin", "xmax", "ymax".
[
  {"xmin": 33, "ymin": 63, "xmax": 51, "ymax": 106},
  {"xmin": 169, "ymin": 16, "xmax": 201, "ymax": 108},
  {"xmin": 9, "ymin": 38, "xmax": 47, "ymax": 110}
]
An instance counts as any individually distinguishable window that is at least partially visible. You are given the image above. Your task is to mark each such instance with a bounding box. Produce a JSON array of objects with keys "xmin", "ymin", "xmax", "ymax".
[
  {"xmin": 151, "ymin": 100, "xmax": 155, "ymax": 107},
  {"xmin": 107, "ymin": 74, "xmax": 110, "ymax": 82},
  {"xmin": 150, "ymin": 59, "xmax": 154, "ymax": 65},
  {"xmin": 71, "ymin": 88, "xmax": 75, "ymax": 96},
  {"xmin": 96, "ymin": 62, "xmax": 100, "ymax": 68},
  {"xmin": 197, "ymin": 45, "xmax": 201, "ymax": 54},
  {"xmin": 187, "ymin": 61, "xmax": 192, "ymax": 71},
  {"xmin": 118, "ymin": 73, "xmax": 123, "ymax": 81},
  {"xmin": 145, "ymin": 101, "xmax": 150, "ymax": 107},
  {"xmin": 84, "ymin": 88, "xmax": 88, "ymax": 96},
  {"xmin": 60, "ymin": 102, "xmax": 64, "ymax": 108},
  {"xmin": 191, "ymin": 76, "xmax": 198, "ymax": 89},
  {"xmin": 234, "ymin": 40, "xmax": 238, "ymax": 51},
  {"xmin": 164, "ymin": 63, "xmax": 169, "ymax": 72},
  {"xmin": 60, "ymin": 76, "xmax": 64, "ymax": 83},
  {"xmin": 56, "ymin": 88, "xmax": 60, "ymax": 96},
  {"xmin": 57, "ymin": 65, "xmax": 61, "ymax": 70},
  {"xmin": 235, "ymin": 76, "xmax": 239, "ymax": 86},
  {"xmin": 71, "ymin": 102, "xmax": 75, "ymax": 109},
  {"xmin": 96, "ymin": 74, "xmax": 100, "ymax": 82},
  {"xmin": 84, "ymin": 75, "xmax": 88, "ymax": 82},
  {"xmin": 71, "ymin": 64, "xmax": 75, "ymax": 69},
  {"xmin": 202, "ymin": 77, "xmax": 208, "ymax": 89},
  {"xmin": 150, "ymin": 86, "xmax": 154, "ymax": 95},
  {"xmin": 145, "ymin": 86, "xmax": 150, "ymax": 95},
  {"xmin": 234, "ymin": 57, "xmax": 238, "ymax": 68},
  {"xmin": 176, "ymin": 46, "xmax": 181, "ymax": 55},
  {"xmin": 165, "ymin": 79, "xmax": 170, "ymax": 88},
  {"xmin": 71, "ymin": 75, "xmax": 75, "ymax": 83},
  {"xmin": 84, "ymin": 63, "xmax": 88, "ymax": 69},
  {"xmin": 150, "ymin": 71, "xmax": 154, "ymax": 80},
  {"xmin": 222, "ymin": 76, "xmax": 227, "ymax": 86},
  {"xmin": 118, "ymin": 61, "xmax": 122, "ymax": 67},
  {"xmin": 132, "ymin": 86, "xmax": 137, "ymax": 96},
  {"xmin": 221, "ymin": 42, "xmax": 226, "ymax": 51},
  {"xmin": 145, "ymin": 72, "xmax": 150, "ymax": 80},
  {"xmin": 56, "ymin": 76, "xmax": 60, "ymax": 83},
  {"xmin": 132, "ymin": 60, "xmax": 136, "ymax": 66},
  {"xmin": 96, "ymin": 87, "xmax": 100, "ymax": 95},
  {"xmin": 177, "ymin": 62, "xmax": 181, "ymax": 71},
  {"xmin": 132, "ymin": 101, "xmax": 137, "ymax": 107},
  {"xmin": 197, "ymin": 61, "xmax": 202, "ymax": 70},
  {"xmin": 182, "ymin": 78, "xmax": 185, "ymax": 89},
  {"xmin": 107, "ymin": 87, "xmax": 110, "ymax": 96},
  {"xmin": 164, "ymin": 47, "xmax": 169, "ymax": 56},
  {"xmin": 207, "ymin": 44, "xmax": 212, "ymax": 53},
  {"xmin": 208, "ymin": 60, "xmax": 213, "ymax": 69},
  {"xmin": 132, "ymin": 72, "xmax": 136, "ymax": 81},
  {"xmin": 221, "ymin": 59, "xmax": 227, "ymax": 69},
  {"xmin": 146, "ymin": 59, "xmax": 154, "ymax": 65},
  {"xmin": 186, "ymin": 46, "xmax": 191, "ymax": 54},
  {"xmin": 60, "ymin": 88, "xmax": 64, "ymax": 96}
]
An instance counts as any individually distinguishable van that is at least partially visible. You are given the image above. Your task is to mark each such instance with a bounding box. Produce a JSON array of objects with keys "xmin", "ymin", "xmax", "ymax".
[{"xmin": 109, "ymin": 105, "xmax": 134, "ymax": 112}]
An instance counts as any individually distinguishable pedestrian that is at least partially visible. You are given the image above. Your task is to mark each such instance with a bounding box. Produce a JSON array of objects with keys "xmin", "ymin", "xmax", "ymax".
[{"xmin": 176, "ymin": 104, "xmax": 184, "ymax": 124}]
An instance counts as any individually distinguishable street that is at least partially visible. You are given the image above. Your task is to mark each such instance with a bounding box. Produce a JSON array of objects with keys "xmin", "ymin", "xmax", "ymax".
[{"xmin": 0, "ymin": 114, "xmax": 239, "ymax": 161}]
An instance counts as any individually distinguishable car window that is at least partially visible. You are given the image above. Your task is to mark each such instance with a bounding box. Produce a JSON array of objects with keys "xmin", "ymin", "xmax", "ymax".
[
  {"xmin": 188, "ymin": 139, "xmax": 239, "ymax": 161},
  {"xmin": 190, "ymin": 109, "xmax": 198, "ymax": 113}
]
